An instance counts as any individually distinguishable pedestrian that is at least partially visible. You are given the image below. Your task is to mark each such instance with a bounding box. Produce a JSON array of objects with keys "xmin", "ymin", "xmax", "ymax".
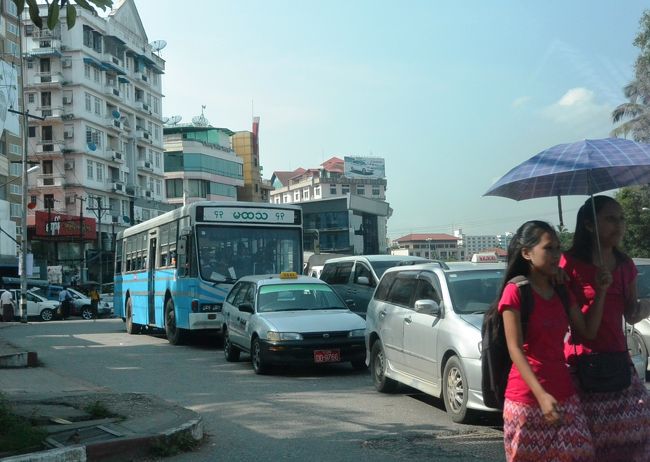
[
  {"xmin": 58, "ymin": 287, "xmax": 72, "ymax": 319},
  {"xmin": 1, "ymin": 287, "xmax": 15, "ymax": 322},
  {"xmin": 88, "ymin": 286, "xmax": 100, "ymax": 320},
  {"xmin": 561, "ymin": 196, "xmax": 650, "ymax": 461},
  {"xmin": 498, "ymin": 220, "xmax": 611, "ymax": 462}
]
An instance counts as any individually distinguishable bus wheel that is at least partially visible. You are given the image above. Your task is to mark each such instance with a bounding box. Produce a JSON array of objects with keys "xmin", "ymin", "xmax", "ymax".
[
  {"xmin": 165, "ymin": 299, "xmax": 185, "ymax": 345},
  {"xmin": 125, "ymin": 298, "xmax": 141, "ymax": 334}
]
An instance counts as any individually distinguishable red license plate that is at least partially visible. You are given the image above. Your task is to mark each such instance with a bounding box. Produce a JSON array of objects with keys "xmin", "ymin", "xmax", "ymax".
[{"xmin": 314, "ymin": 349, "xmax": 341, "ymax": 363}]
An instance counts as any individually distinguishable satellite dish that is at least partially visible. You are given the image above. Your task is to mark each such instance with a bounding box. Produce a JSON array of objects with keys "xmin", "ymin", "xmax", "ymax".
[
  {"xmin": 112, "ymin": 110, "xmax": 121, "ymax": 119},
  {"xmin": 150, "ymin": 40, "xmax": 167, "ymax": 54},
  {"xmin": 87, "ymin": 142, "xmax": 97, "ymax": 151},
  {"xmin": 192, "ymin": 114, "xmax": 209, "ymax": 127},
  {"xmin": 164, "ymin": 115, "xmax": 182, "ymax": 126}
]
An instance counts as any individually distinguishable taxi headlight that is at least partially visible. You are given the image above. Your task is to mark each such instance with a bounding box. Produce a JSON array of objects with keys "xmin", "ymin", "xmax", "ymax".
[
  {"xmin": 266, "ymin": 331, "xmax": 303, "ymax": 341},
  {"xmin": 348, "ymin": 329, "xmax": 366, "ymax": 338}
]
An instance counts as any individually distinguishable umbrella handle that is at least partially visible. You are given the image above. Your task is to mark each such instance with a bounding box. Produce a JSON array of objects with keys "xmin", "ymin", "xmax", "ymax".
[{"xmin": 589, "ymin": 192, "xmax": 603, "ymax": 266}]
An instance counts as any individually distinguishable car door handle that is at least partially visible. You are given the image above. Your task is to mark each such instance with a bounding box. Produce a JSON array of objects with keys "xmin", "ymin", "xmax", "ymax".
[
  {"xmin": 379, "ymin": 310, "xmax": 386, "ymax": 318},
  {"xmin": 404, "ymin": 316, "xmax": 412, "ymax": 324}
]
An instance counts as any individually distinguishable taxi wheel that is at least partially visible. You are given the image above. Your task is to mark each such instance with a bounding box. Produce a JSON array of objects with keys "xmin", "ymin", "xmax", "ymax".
[
  {"xmin": 165, "ymin": 299, "xmax": 186, "ymax": 345},
  {"xmin": 371, "ymin": 340, "xmax": 397, "ymax": 393},
  {"xmin": 442, "ymin": 356, "xmax": 472, "ymax": 424},
  {"xmin": 251, "ymin": 338, "xmax": 268, "ymax": 374},
  {"xmin": 223, "ymin": 329, "xmax": 240, "ymax": 362},
  {"xmin": 40, "ymin": 308, "xmax": 54, "ymax": 322},
  {"xmin": 125, "ymin": 298, "xmax": 141, "ymax": 334}
]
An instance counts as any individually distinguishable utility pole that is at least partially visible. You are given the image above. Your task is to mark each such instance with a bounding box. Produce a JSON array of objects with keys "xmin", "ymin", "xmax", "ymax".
[
  {"xmin": 75, "ymin": 195, "xmax": 86, "ymax": 286},
  {"xmin": 87, "ymin": 196, "xmax": 110, "ymax": 293}
]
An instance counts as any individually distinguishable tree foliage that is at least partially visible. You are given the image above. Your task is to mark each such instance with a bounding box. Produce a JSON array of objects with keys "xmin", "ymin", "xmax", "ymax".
[
  {"xmin": 616, "ymin": 186, "xmax": 650, "ymax": 257},
  {"xmin": 12, "ymin": 0, "xmax": 113, "ymax": 30}
]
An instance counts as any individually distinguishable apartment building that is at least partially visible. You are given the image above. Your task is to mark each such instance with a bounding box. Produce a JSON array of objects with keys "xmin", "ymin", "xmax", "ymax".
[
  {"xmin": 270, "ymin": 156, "xmax": 390, "ymax": 255},
  {"xmin": 163, "ymin": 120, "xmax": 244, "ymax": 205},
  {"xmin": 0, "ymin": 0, "xmax": 22, "ymax": 275},
  {"xmin": 21, "ymin": 0, "xmax": 168, "ymax": 283},
  {"xmin": 231, "ymin": 116, "xmax": 270, "ymax": 202}
]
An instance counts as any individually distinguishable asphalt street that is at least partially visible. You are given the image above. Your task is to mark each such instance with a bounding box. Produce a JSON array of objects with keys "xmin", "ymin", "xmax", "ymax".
[{"xmin": 1, "ymin": 319, "xmax": 507, "ymax": 461}]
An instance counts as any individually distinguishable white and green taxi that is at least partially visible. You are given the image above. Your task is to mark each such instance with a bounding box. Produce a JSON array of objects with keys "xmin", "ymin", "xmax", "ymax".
[{"xmin": 221, "ymin": 272, "xmax": 367, "ymax": 374}]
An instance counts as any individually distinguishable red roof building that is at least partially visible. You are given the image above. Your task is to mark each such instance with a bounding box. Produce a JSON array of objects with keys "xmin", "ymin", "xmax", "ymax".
[{"xmin": 393, "ymin": 233, "xmax": 463, "ymax": 261}]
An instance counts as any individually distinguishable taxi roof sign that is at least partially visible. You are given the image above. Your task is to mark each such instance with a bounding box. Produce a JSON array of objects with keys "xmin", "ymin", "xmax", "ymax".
[{"xmin": 279, "ymin": 272, "xmax": 298, "ymax": 279}]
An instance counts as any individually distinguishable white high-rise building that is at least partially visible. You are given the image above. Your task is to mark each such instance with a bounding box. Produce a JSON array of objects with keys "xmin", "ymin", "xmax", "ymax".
[{"xmin": 21, "ymin": 0, "xmax": 168, "ymax": 283}]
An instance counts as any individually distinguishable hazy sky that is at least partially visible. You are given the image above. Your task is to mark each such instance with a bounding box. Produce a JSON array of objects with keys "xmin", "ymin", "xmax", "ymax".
[{"xmin": 131, "ymin": 0, "xmax": 647, "ymax": 239}]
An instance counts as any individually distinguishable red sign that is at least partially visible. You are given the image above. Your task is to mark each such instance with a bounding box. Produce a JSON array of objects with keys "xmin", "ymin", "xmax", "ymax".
[{"xmin": 34, "ymin": 211, "xmax": 96, "ymax": 240}]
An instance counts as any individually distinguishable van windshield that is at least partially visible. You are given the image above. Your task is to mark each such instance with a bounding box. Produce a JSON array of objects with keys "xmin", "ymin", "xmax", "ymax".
[{"xmin": 445, "ymin": 270, "xmax": 504, "ymax": 314}]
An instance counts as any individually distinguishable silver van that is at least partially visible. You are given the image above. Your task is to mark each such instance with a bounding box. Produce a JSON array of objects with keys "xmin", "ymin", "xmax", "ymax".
[
  {"xmin": 320, "ymin": 255, "xmax": 431, "ymax": 317},
  {"xmin": 365, "ymin": 261, "xmax": 505, "ymax": 423}
]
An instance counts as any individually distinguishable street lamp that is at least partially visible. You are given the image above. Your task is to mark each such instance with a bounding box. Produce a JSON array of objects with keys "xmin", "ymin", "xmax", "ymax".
[
  {"xmin": 426, "ymin": 237, "xmax": 433, "ymax": 260},
  {"xmin": 19, "ymin": 164, "xmax": 40, "ymax": 323}
]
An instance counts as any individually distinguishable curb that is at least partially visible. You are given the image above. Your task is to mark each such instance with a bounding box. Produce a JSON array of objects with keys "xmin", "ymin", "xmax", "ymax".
[
  {"xmin": 0, "ymin": 351, "xmax": 38, "ymax": 368},
  {"xmin": 1, "ymin": 416, "xmax": 203, "ymax": 462}
]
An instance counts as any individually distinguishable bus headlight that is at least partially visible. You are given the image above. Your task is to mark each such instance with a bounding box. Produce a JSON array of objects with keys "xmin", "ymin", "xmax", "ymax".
[{"xmin": 266, "ymin": 331, "xmax": 302, "ymax": 341}]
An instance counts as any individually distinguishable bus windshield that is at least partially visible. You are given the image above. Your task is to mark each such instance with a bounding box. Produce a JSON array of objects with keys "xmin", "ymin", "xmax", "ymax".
[{"xmin": 196, "ymin": 225, "xmax": 302, "ymax": 282}]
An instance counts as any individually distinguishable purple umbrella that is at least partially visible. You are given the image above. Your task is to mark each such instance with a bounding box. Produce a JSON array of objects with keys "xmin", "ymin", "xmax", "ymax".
[{"xmin": 484, "ymin": 138, "xmax": 650, "ymax": 259}]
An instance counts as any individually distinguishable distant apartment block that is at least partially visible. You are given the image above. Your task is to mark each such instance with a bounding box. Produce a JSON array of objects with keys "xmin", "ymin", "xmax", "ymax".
[{"xmin": 454, "ymin": 228, "xmax": 513, "ymax": 260}]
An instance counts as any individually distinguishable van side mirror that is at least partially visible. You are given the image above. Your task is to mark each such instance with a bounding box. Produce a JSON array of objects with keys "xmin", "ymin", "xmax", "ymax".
[{"xmin": 414, "ymin": 299, "xmax": 441, "ymax": 316}]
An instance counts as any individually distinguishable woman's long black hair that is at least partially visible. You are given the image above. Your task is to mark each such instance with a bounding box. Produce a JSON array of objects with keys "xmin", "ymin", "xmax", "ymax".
[{"xmin": 568, "ymin": 195, "xmax": 626, "ymax": 264}]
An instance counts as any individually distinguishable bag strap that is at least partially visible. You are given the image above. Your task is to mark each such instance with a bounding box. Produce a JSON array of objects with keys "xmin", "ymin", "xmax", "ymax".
[{"xmin": 508, "ymin": 276, "xmax": 534, "ymax": 338}]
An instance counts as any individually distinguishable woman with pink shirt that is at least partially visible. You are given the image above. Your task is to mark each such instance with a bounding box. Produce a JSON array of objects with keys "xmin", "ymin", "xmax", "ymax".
[
  {"xmin": 561, "ymin": 196, "xmax": 650, "ymax": 461},
  {"xmin": 498, "ymin": 220, "xmax": 611, "ymax": 461}
]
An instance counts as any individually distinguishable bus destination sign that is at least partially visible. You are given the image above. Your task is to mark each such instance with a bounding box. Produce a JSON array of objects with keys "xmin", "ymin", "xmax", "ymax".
[{"xmin": 202, "ymin": 207, "xmax": 296, "ymax": 224}]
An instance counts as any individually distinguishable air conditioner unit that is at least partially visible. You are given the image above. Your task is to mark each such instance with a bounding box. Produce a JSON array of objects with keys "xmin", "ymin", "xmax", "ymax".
[
  {"xmin": 64, "ymin": 160, "xmax": 75, "ymax": 170},
  {"xmin": 143, "ymin": 132, "xmax": 150, "ymax": 140},
  {"xmin": 112, "ymin": 182, "xmax": 124, "ymax": 192},
  {"xmin": 63, "ymin": 130, "xmax": 73, "ymax": 139},
  {"xmin": 113, "ymin": 119, "xmax": 122, "ymax": 129},
  {"xmin": 144, "ymin": 161, "xmax": 152, "ymax": 169},
  {"xmin": 144, "ymin": 190, "xmax": 152, "ymax": 198},
  {"xmin": 61, "ymin": 113, "xmax": 74, "ymax": 120},
  {"xmin": 112, "ymin": 151, "xmax": 123, "ymax": 161},
  {"xmin": 141, "ymin": 73, "xmax": 148, "ymax": 82},
  {"xmin": 62, "ymin": 59, "xmax": 71, "ymax": 68},
  {"xmin": 112, "ymin": 88, "xmax": 120, "ymax": 97},
  {"xmin": 141, "ymin": 103, "xmax": 149, "ymax": 111},
  {"xmin": 66, "ymin": 195, "xmax": 76, "ymax": 205},
  {"xmin": 62, "ymin": 96, "xmax": 72, "ymax": 104}
]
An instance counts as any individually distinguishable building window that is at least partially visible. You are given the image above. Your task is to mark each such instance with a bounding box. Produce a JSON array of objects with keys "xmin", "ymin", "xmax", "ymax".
[
  {"xmin": 84, "ymin": 64, "xmax": 91, "ymax": 78},
  {"xmin": 85, "ymin": 126, "xmax": 103, "ymax": 148},
  {"xmin": 314, "ymin": 186, "xmax": 321, "ymax": 197},
  {"xmin": 165, "ymin": 179, "xmax": 183, "ymax": 198},
  {"xmin": 24, "ymin": 25, "xmax": 34, "ymax": 36},
  {"xmin": 341, "ymin": 185, "xmax": 350, "ymax": 194},
  {"xmin": 10, "ymin": 203, "xmax": 21, "ymax": 218},
  {"xmin": 96, "ymin": 163, "xmax": 104, "ymax": 181},
  {"xmin": 372, "ymin": 186, "xmax": 380, "ymax": 196},
  {"xmin": 28, "ymin": 126, "xmax": 36, "ymax": 137},
  {"xmin": 155, "ymin": 179, "xmax": 161, "ymax": 195},
  {"xmin": 294, "ymin": 191, "xmax": 300, "ymax": 202},
  {"xmin": 302, "ymin": 188, "xmax": 310, "ymax": 200},
  {"xmin": 10, "ymin": 184, "xmax": 21, "ymax": 195},
  {"xmin": 28, "ymin": 93, "xmax": 35, "ymax": 103},
  {"xmin": 87, "ymin": 160, "xmax": 94, "ymax": 179},
  {"xmin": 330, "ymin": 183, "xmax": 337, "ymax": 194},
  {"xmin": 43, "ymin": 194, "xmax": 55, "ymax": 209},
  {"xmin": 283, "ymin": 193, "xmax": 290, "ymax": 203},
  {"xmin": 85, "ymin": 93, "xmax": 92, "ymax": 112},
  {"xmin": 356, "ymin": 186, "xmax": 365, "ymax": 195},
  {"xmin": 155, "ymin": 152, "xmax": 161, "ymax": 168}
]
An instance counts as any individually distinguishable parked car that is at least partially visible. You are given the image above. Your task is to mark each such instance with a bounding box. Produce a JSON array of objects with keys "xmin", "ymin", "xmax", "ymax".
[
  {"xmin": 98, "ymin": 293, "xmax": 114, "ymax": 318},
  {"xmin": 9, "ymin": 289, "xmax": 60, "ymax": 322},
  {"xmin": 38, "ymin": 287, "xmax": 94, "ymax": 320},
  {"xmin": 629, "ymin": 258, "xmax": 650, "ymax": 377},
  {"xmin": 365, "ymin": 261, "xmax": 504, "ymax": 423},
  {"xmin": 221, "ymin": 272, "xmax": 366, "ymax": 374},
  {"xmin": 320, "ymin": 255, "xmax": 436, "ymax": 317}
]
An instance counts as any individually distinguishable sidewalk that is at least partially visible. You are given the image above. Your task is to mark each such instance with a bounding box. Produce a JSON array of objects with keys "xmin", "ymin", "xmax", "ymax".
[{"xmin": 0, "ymin": 333, "xmax": 203, "ymax": 461}]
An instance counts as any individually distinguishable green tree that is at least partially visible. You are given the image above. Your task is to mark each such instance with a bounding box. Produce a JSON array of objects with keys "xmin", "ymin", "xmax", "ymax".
[
  {"xmin": 616, "ymin": 187, "xmax": 650, "ymax": 257},
  {"xmin": 12, "ymin": 0, "xmax": 113, "ymax": 30},
  {"xmin": 556, "ymin": 225, "xmax": 574, "ymax": 252}
]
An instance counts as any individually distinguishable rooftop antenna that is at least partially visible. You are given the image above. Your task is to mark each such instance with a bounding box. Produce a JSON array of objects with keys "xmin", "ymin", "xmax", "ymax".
[
  {"xmin": 192, "ymin": 105, "xmax": 209, "ymax": 127},
  {"xmin": 150, "ymin": 40, "xmax": 167, "ymax": 56},
  {"xmin": 163, "ymin": 115, "xmax": 182, "ymax": 126}
]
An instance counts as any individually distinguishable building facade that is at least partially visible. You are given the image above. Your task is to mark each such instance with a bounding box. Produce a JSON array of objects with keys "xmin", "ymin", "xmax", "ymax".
[
  {"xmin": 163, "ymin": 122, "xmax": 244, "ymax": 205},
  {"xmin": 270, "ymin": 156, "xmax": 390, "ymax": 255},
  {"xmin": 392, "ymin": 233, "xmax": 462, "ymax": 261},
  {"xmin": 453, "ymin": 228, "xmax": 512, "ymax": 260},
  {"xmin": 231, "ymin": 116, "xmax": 267, "ymax": 202},
  {"xmin": 21, "ymin": 0, "xmax": 167, "ymax": 284},
  {"xmin": 0, "ymin": 0, "xmax": 24, "ymax": 276}
]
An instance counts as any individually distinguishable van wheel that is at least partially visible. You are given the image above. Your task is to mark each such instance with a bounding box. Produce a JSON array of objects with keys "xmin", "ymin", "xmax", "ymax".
[
  {"xmin": 165, "ymin": 299, "xmax": 185, "ymax": 345},
  {"xmin": 125, "ymin": 298, "xmax": 141, "ymax": 334},
  {"xmin": 371, "ymin": 341, "xmax": 397, "ymax": 392},
  {"xmin": 443, "ymin": 356, "xmax": 473, "ymax": 423},
  {"xmin": 223, "ymin": 328, "xmax": 240, "ymax": 361}
]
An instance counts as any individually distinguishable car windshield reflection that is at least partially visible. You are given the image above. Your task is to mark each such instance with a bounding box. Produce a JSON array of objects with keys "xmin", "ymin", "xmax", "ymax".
[
  {"xmin": 257, "ymin": 284, "xmax": 347, "ymax": 313},
  {"xmin": 445, "ymin": 270, "xmax": 504, "ymax": 314}
]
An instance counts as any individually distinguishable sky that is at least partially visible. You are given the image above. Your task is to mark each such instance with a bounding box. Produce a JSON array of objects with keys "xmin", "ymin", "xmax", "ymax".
[{"xmin": 130, "ymin": 0, "xmax": 647, "ymax": 239}]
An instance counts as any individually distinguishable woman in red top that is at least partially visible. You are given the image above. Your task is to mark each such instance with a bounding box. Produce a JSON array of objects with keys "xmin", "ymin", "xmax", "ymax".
[
  {"xmin": 498, "ymin": 220, "xmax": 611, "ymax": 462},
  {"xmin": 561, "ymin": 196, "xmax": 650, "ymax": 462}
]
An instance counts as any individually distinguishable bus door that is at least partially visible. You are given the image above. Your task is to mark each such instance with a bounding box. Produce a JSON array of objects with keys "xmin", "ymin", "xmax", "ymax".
[{"xmin": 148, "ymin": 235, "xmax": 157, "ymax": 324}]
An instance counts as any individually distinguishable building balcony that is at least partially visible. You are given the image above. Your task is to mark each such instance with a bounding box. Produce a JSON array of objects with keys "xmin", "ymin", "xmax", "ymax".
[
  {"xmin": 24, "ymin": 72, "xmax": 64, "ymax": 90},
  {"xmin": 36, "ymin": 174, "xmax": 66, "ymax": 188},
  {"xmin": 101, "ymin": 53, "xmax": 126, "ymax": 74},
  {"xmin": 34, "ymin": 140, "xmax": 63, "ymax": 157},
  {"xmin": 105, "ymin": 117, "xmax": 123, "ymax": 131},
  {"xmin": 25, "ymin": 39, "xmax": 62, "ymax": 57},
  {"xmin": 32, "ymin": 105, "xmax": 65, "ymax": 121}
]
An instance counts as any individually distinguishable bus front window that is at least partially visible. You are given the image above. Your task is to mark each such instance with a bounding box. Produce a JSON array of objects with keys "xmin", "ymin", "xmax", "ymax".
[{"xmin": 196, "ymin": 226, "xmax": 302, "ymax": 282}]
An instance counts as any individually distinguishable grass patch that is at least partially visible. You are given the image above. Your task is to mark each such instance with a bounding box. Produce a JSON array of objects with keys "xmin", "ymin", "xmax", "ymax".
[
  {"xmin": 83, "ymin": 400, "xmax": 114, "ymax": 419},
  {"xmin": 0, "ymin": 394, "xmax": 47, "ymax": 454}
]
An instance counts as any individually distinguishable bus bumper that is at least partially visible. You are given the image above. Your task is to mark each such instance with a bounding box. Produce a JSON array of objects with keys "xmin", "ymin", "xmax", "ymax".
[{"xmin": 188, "ymin": 312, "xmax": 224, "ymax": 331}]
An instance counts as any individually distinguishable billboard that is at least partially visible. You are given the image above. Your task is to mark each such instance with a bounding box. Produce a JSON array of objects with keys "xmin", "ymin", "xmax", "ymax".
[
  {"xmin": 0, "ymin": 60, "xmax": 20, "ymax": 138},
  {"xmin": 343, "ymin": 156, "xmax": 386, "ymax": 179},
  {"xmin": 34, "ymin": 211, "xmax": 96, "ymax": 240}
]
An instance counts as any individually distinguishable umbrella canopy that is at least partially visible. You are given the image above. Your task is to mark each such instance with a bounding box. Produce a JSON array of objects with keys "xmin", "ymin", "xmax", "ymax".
[{"xmin": 484, "ymin": 138, "xmax": 650, "ymax": 200}]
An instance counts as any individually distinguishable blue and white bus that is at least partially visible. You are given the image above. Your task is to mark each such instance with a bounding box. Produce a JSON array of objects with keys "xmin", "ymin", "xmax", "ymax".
[{"xmin": 114, "ymin": 201, "xmax": 303, "ymax": 344}]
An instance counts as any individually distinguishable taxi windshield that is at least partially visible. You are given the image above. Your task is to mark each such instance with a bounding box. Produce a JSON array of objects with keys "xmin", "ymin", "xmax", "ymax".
[{"xmin": 257, "ymin": 284, "xmax": 347, "ymax": 312}]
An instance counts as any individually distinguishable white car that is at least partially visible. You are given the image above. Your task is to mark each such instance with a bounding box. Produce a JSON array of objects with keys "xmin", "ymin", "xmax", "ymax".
[
  {"xmin": 10, "ymin": 289, "xmax": 60, "ymax": 322},
  {"xmin": 365, "ymin": 262, "xmax": 505, "ymax": 423},
  {"xmin": 222, "ymin": 272, "xmax": 366, "ymax": 374},
  {"xmin": 628, "ymin": 258, "xmax": 650, "ymax": 378}
]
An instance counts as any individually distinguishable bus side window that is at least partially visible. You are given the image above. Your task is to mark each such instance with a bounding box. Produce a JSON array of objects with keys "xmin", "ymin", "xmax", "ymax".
[{"xmin": 177, "ymin": 235, "xmax": 188, "ymax": 277}]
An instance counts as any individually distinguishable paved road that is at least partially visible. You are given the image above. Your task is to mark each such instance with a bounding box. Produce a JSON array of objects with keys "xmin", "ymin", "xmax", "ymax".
[{"xmin": 1, "ymin": 319, "xmax": 506, "ymax": 461}]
